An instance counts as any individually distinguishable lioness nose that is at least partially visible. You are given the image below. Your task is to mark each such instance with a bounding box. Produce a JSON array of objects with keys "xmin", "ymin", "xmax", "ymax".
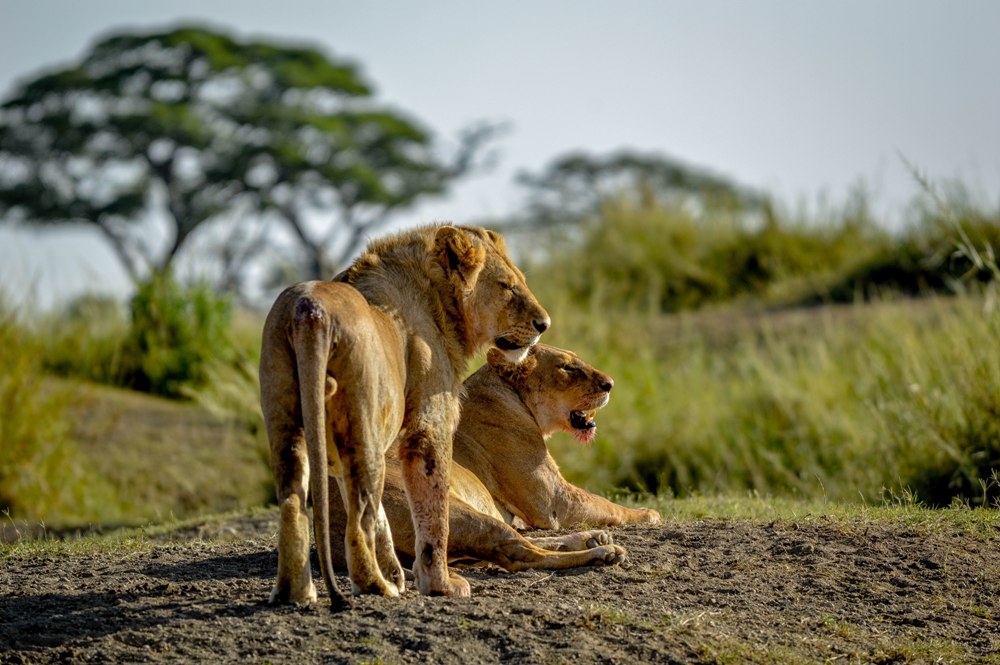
[
  {"xmin": 533, "ymin": 317, "xmax": 550, "ymax": 334},
  {"xmin": 601, "ymin": 376, "xmax": 614, "ymax": 392}
]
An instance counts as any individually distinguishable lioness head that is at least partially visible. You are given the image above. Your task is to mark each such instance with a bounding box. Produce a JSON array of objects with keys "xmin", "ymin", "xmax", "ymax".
[
  {"xmin": 434, "ymin": 226, "xmax": 550, "ymax": 363},
  {"xmin": 487, "ymin": 344, "xmax": 614, "ymax": 444}
]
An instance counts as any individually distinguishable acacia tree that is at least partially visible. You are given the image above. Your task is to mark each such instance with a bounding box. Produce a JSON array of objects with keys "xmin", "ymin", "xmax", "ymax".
[{"xmin": 0, "ymin": 25, "xmax": 496, "ymax": 289}]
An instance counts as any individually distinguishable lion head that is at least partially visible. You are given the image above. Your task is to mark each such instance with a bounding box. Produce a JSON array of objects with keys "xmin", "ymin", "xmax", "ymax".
[
  {"xmin": 433, "ymin": 226, "xmax": 550, "ymax": 364},
  {"xmin": 487, "ymin": 344, "xmax": 614, "ymax": 444}
]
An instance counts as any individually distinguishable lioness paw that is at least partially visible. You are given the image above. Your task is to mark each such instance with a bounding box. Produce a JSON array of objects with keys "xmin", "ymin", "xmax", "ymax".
[
  {"xmin": 269, "ymin": 580, "xmax": 318, "ymax": 606},
  {"xmin": 447, "ymin": 572, "xmax": 472, "ymax": 598},
  {"xmin": 416, "ymin": 568, "xmax": 472, "ymax": 597},
  {"xmin": 350, "ymin": 576, "xmax": 401, "ymax": 598},
  {"xmin": 584, "ymin": 530, "xmax": 613, "ymax": 548},
  {"xmin": 593, "ymin": 545, "xmax": 627, "ymax": 567}
]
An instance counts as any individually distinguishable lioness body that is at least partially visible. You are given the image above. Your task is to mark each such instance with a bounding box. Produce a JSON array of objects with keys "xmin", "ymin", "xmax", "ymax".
[
  {"xmin": 260, "ymin": 225, "xmax": 549, "ymax": 606},
  {"xmin": 328, "ymin": 344, "xmax": 657, "ymax": 572}
]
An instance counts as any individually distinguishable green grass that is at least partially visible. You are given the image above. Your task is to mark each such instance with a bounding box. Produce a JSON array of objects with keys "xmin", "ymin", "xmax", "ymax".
[
  {"xmin": 537, "ymin": 293, "xmax": 1000, "ymax": 506},
  {"xmin": 0, "ymin": 304, "xmax": 119, "ymax": 526},
  {"xmin": 644, "ymin": 493, "xmax": 1000, "ymax": 539},
  {"xmin": 6, "ymin": 277, "xmax": 997, "ymax": 528}
]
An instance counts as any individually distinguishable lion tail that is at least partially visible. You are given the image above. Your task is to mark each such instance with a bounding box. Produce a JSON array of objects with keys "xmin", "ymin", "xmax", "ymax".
[{"xmin": 292, "ymin": 295, "xmax": 349, "ymax": 610}]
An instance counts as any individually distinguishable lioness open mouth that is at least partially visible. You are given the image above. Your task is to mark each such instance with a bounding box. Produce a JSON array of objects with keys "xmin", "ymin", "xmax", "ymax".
[{"xmin": 570, "ymin": 409, "xmax": 598, "ymax": 444}]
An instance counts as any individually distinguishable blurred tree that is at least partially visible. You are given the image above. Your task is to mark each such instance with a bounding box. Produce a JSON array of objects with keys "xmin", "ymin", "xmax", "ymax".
[
  {"xmin": 0, "ymin": 25, "xmax": 498, "ymax": 289},
  {"xmin": 510, "ymin": 150, "xmax": 766, "ymax": 230}
]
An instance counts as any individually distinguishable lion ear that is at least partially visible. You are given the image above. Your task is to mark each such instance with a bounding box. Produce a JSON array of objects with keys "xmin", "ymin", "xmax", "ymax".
[{"xmin": 434, "ymin": 226, "xmax": 485, "ymax": 289}]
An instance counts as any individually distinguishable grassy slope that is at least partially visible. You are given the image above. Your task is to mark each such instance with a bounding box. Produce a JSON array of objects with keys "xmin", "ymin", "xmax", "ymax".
[
  {"xmin": 71, "ymin": 380, "xmax": 273, "ymax": 520},
  {"xmin": 2, "ymin": 379, "xmax": 271, "ymax": 538}
]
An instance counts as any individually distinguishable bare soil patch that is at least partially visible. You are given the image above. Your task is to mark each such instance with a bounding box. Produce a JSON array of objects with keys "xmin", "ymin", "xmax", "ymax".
[{"xmin": 2, "ymin": 511, "xmax": 998, "ymax": 664}]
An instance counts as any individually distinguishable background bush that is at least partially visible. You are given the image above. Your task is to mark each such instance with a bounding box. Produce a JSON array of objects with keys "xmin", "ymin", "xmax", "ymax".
[{"xmin": 42, "ymin": 272, "xmax": 236, "ymax": 400}]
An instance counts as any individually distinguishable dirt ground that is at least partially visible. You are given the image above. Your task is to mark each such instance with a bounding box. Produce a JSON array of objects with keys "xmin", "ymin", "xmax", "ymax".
[{"xmin": 2, "ymin": 510, "xmax": 998, "ymax": 664}]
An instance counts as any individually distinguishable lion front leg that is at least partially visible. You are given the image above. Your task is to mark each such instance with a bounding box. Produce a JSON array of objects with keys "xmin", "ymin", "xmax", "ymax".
[{"xmin": 399, "ymin": 431, "xmax": 470, "ymax": 597}]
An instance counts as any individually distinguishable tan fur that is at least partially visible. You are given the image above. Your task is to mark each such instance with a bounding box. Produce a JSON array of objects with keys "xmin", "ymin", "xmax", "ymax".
[
  {"xmin": 260, "ymin": 225, "xmax": 549, "ymax": 606},
  {"xmin": 328, "ymin": 344, "xmax": 656, "ymax": 572}
]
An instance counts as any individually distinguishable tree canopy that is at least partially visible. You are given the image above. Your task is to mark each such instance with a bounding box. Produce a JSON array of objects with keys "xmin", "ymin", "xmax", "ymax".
[{"xmin": 0, "ymin": 25, "xmax": 495, "ymax": 289}]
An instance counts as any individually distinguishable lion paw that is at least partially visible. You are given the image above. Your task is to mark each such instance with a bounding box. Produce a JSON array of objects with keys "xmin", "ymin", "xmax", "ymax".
[
  {"xmin": 584, "ymin": 530, "xmax": 613, "ymax": 548},
  {"xmin": 269, "ymin": 579, "xmax": 318, "ymax": 606},
  {"xmin": 415, "ymin": 568, "xmax": 471, "ymax": 597},
  {"xmin": 350, "ymin": 575, "xmax": 401, "ymax": 598},
  {"xmin": 592, "ymin": 545, "xmax": 628, "ymax": 567},
  {"xmin": 388, "ymin": 567, "xmax": 407, "ymax": 595},
  {"xmin": 446, "ymin": 571, "xmax": 472, "ymax": 597}
]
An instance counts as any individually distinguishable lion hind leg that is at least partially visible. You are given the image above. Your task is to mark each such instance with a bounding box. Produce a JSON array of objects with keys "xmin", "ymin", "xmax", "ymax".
[
  {"xmin": 374, "ymin": 502, "xmax": 406, "ymax": 594},
  {"xmin": 340, "ymin": 444, "xmax": 402, "ymax": 597},
  {"xmin": 271, "ymin": 493, "xmax": 317, "ymax": 605},
  {"xmin": 343, "ymin": 492, "xmax": 400, "ymax": 597}
]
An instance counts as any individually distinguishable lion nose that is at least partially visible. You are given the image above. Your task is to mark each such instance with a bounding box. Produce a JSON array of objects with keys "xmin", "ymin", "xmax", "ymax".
[
  {"xmin": 533, "ymin": 317, "xmax": 550, "ymax": 334},
  {"xmin": 601, "ymin": 376, "xmax": 614, "ymax": 392}
]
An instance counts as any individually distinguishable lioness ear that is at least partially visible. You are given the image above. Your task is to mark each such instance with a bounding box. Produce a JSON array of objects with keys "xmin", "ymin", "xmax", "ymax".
[{"xmin": 434, "ymin": 226, "xmax": 485, "ymax": 289}]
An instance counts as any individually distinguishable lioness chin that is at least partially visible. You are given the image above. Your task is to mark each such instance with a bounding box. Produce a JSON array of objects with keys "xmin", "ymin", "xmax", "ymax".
[
  {"xmin": 260, "ymin": 224, "xmax": 549, "ymax": 607},
  {"xmin": 328, "ymin": 344, "xmax": 658, "ymax": 573}
]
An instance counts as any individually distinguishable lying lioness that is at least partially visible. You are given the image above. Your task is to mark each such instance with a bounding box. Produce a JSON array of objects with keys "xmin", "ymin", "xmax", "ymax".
[
  {"xmin": 456, "ymin": 344, "xmax": 662, "ymax": 530},
  {"xmin": 329, "ymin": 344, "xmax": 659, "ymax": 572}
]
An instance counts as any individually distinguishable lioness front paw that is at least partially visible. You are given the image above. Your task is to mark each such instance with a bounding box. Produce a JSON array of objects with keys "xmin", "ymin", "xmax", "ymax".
[
  {"xmin": 593, "ymin": 545, "xmax": 627, "ymax": 567},
  {"xmin": 414, "ymin": 566, "xmax": 471, "ymax": 597},
  {"xmin": 584, "ymin": 530, "xmax": 612, "ymax": 548}
]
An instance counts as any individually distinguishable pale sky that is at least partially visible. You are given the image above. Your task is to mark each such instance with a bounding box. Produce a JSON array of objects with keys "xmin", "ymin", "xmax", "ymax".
[{"xmin": 2, "ymin": 1, "xmax": 999, "ymax": 309}]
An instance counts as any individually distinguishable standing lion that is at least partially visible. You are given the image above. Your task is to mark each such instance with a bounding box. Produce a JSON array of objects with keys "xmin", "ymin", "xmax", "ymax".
[{"xmin": 259, "ymin": 225, "xmax": 549, "ymax": 607}]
